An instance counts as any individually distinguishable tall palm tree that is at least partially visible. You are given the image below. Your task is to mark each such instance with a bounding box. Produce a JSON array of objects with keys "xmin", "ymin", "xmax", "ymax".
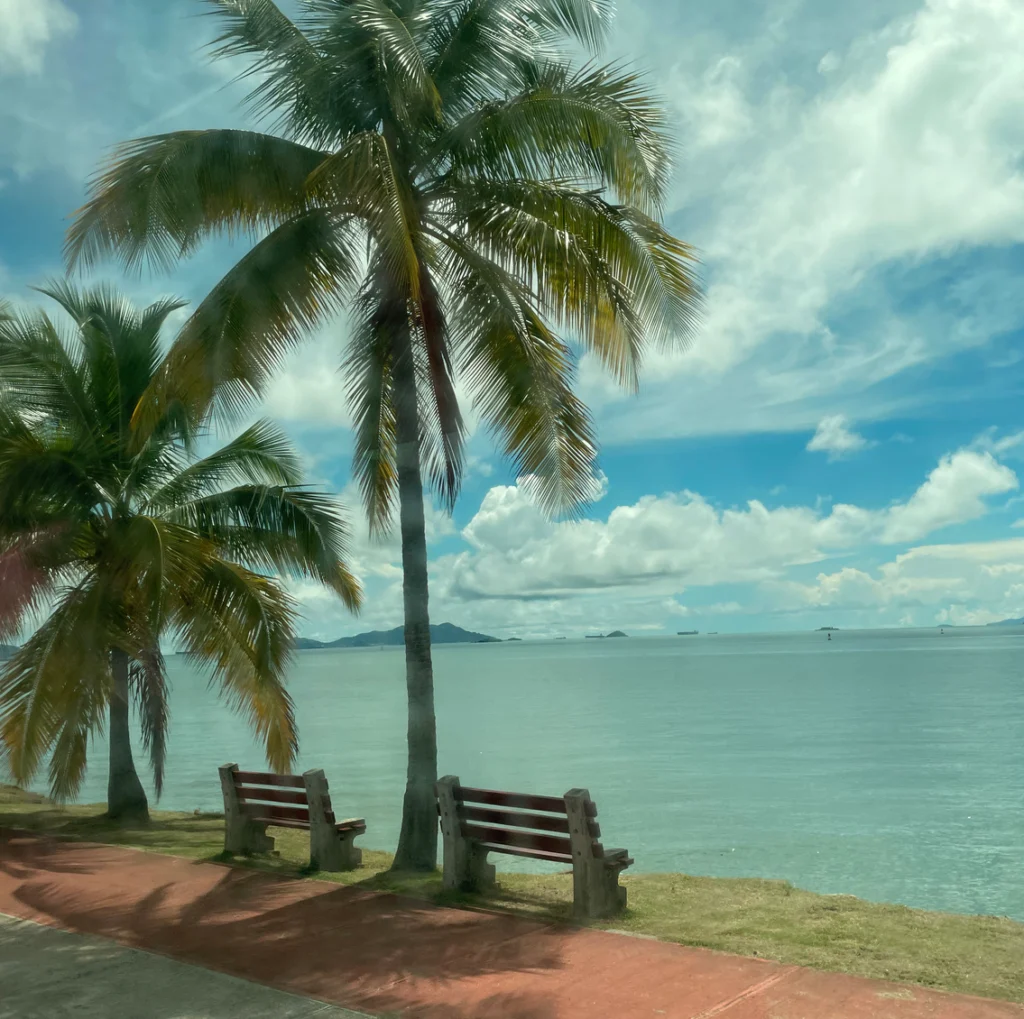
[
  {"xmin": 0, "ymin": 282, "xmax": 361, "ymax": 822},
  {"xmin": 64, "ymin": 0, "xmax": 701, "ymax": 867}
]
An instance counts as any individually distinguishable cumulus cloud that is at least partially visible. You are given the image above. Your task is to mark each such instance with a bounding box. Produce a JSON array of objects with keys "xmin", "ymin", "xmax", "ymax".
[
  {"xmin": 584, "ymin": 0, "xmax": 1024, "ymax": 443},
  {"xmin": 773, "ymin": 538, "xmax": 1024, "ymax": 624},
  {"xmin": 807, "ymin": 415, "xmax": 870, "ymax": 459},
  {"xmin": 0, "ymin": 0, "xmax": 76, "ymax": 77},
  {"xmin": 440, "ymin": 447, "xmax": 1017, "ymax": 602},
  {"xmin": 282, "ymin": 441, "xmax": 1022, "ymax": 638}
]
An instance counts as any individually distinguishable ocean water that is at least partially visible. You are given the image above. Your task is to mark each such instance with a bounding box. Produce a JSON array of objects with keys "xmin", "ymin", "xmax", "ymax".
[{"xmin": 31, "ymin": 628, "xmax": 1024, "ymax": 920}]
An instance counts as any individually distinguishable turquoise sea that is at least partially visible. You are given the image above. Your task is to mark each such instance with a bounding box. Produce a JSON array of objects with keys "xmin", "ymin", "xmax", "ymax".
[{"xmin": 35, "ymin": 627, "xmax": 1024, "ymax": 920}]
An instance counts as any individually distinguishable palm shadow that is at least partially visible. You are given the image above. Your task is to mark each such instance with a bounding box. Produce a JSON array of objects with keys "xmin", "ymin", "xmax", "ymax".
[{"xmin": 8, "ymin": 835, "xmax": 573, "ymax": 1019}]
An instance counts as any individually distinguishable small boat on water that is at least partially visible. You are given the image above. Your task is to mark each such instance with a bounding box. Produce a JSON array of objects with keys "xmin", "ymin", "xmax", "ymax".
[{"xmin": 677, "ymin": 630, "xmax": 698, "ymax": 636}]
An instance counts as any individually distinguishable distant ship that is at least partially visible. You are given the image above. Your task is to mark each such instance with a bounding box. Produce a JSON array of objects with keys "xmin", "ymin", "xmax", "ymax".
[{"xmin": 677, "ymin": 630, "xmax": 698, "ymax": 636}]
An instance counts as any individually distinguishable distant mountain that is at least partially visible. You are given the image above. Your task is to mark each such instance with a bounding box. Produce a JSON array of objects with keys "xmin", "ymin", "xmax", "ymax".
[
  {"xmin": 0, "ymin": 644, "xmax": 16, "ymax": 661},
  {"xmin": 295, "ymin": 622, "xmax": 499, "ymax": 649},
  {"xmin": 987, "ymin": 618, "xmax": 1024, "ymax": 627}
]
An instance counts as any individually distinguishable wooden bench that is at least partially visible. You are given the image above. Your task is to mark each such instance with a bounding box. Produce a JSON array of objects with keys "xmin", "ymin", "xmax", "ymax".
[
  {"xmin": 435, "ymin": 775, "xmax": 633, "ymax": 918},
  {"xmin": 218, "ymin": 763, "xmax": 365, "ymax": 872}
]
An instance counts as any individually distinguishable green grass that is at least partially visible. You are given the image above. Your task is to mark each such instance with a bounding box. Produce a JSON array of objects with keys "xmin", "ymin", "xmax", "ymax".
[{"xmin": 3, "ymin": 784, "xmax": 1023, "ymax": 1004}]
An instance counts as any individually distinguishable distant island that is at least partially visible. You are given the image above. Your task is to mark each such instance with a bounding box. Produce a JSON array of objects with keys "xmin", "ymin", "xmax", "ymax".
[
  {"xmin": 586, "ymin": 630, "xmax": 628, "ymax": 639},
  {"xmin": 987, "ymin": 617, "xmax": 1024, "ymax": 626},
  {"xmin": 817, "ymin": 627, "xmax": 839, "ymax": 631},
  {"xmin": 295, "ymin": 622, "xmax": 500, "ymax": 649},
  {"xmin": 677, "ymin": 630, "xmax": 698, "ymax": 636}
]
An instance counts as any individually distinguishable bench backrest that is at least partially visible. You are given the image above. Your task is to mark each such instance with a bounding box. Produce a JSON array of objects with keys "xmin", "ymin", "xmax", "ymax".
[
  {"xmin": 448, "ymin": 783, "xmax": 603, "ymax": 863},
  {"xmin": 232, "ymin": 770, "xmax": 340, "ymax": 826}
]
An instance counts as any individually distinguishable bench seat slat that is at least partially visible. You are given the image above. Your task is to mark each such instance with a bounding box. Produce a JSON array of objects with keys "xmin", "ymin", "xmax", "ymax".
[
  {"xmin": 237, "ymin": 786, "xmax": 308, "ymax": 806},
  {"xmin": 462, "ymin": 822, "xmax": 571, "ymax": 857},
  {"xmin": 334, "ymin": 818, "xmax": 367, "ymax": 833},
  {"xmin": 459, "ymin": 804, "xmax": 571, "ymax": 834},
  {"xmin": 234, "ymin": 770, "xmax": 305, "ymax": 789},
  {"xmin": 475, "ymin": 841, "xmax": 573, "ymax": 864},
  {"xmin": 253, "ymin": 815, "xmax": 366, "ymax": 833},
  {"xmin": 245, "ymin": 803, "xmax": 310, "ymax": 824},
  {"xmin": 256, "ymin": 818, "xmax": 310, "ymax": 830}
]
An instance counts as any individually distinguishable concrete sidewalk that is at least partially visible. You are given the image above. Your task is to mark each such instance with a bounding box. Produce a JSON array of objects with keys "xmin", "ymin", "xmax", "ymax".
[
  {"xmin": 0, "ymin": 913, "xmax": 367, "ymax": 1019},
  {"xmin": 1, "ymin": 829, "xmax": 1021, "ymax": 1019}
]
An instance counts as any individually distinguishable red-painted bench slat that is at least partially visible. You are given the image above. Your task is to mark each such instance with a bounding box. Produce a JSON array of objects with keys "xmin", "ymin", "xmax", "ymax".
[
  {"xmin": 475, "ymin": 841, "xmax": 573, "ymax": 864},
  {"xmin": 461, "ymin": 823, "xmax": 572, "ymax": 858},
  {"xmin": 236, "ymin": 786, "xmax": 308, "ymax": 806},
  {"xmin": 234, "ymin": 771, "xmax": 306, "ymax": 789},
  {"xmin": 459, "ymin": 804, "xmax": 572, "ymax": 834},
  {"xmin": 246, "ymin": 803, "xmax": 310, "ymax": 824},
  {"xmin": 456, "ymin": 785, "xmax": 597, "ymax": 817},
  {"xmin": 456, "ymin": 786, "xmax": 567, "ymax": 814}
]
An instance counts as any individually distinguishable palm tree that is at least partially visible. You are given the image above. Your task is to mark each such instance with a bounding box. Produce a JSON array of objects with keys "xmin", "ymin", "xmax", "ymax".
[
  {"xmin": 64, "ymin": 0, "xmax": 702, "ymax": 867},
  {"xmin": 0, "ymin": 281, "xmax": 361, "ymax": 822}
]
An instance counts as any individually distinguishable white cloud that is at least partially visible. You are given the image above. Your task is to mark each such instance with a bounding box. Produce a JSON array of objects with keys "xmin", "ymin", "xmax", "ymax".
[
  {"xmin": 0, "ymin": 0, "xmax": 77, "ymax": 77},
  {"xmin": 774, "ymin": 538, "xmax": 1024, "ymax": 624},
  {"xmin": 439, "ymin": 446, "xmax": 1017, "ymax": 602},
  {"xmin": 807, "ymin": 415, "xmax": 870, "ymax": 459},
  {"xmin": 581, "ymin": 0, "xmax": 1024, "ymax": 444},
  {"xmin": 880, "ymin": 450, "xmax": 1017, "ymax": 542}
]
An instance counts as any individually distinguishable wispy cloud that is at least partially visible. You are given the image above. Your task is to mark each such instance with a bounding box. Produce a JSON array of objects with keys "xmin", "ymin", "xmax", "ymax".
[{"xmin": 807, "ymin": 415, "xmax": 871, "ymax": 460}]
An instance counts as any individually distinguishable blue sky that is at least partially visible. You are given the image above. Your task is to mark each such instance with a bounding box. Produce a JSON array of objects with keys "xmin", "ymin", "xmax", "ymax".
[{"xmin": 3, "ymin": 0, "xmax": 1024, "ymax": 638}]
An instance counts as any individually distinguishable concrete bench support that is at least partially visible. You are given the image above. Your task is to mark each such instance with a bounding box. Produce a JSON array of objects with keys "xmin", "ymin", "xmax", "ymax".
[
  {"xmin": 219, "ymin": 762, "xmax": 274, "ymax": 855},
  {"xmin": 436, "ymin": 774, "xmax": 495, "ymax": 892},
  {"xmin": 303, "ymin": 768, "xmax": 362, "ymax": 871},
  {"xmin": 564, "ymin": 788, "xmax": 629, "ymax": 919}
]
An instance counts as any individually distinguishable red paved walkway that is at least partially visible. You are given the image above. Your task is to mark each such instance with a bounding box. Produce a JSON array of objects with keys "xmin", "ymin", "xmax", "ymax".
[{"xmin": 1, "ymin": 829, "xmax": 1019, "ymax": 1019}]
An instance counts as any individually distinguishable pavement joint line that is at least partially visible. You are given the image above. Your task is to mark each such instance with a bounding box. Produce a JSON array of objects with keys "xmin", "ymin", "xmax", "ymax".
[{"xmin": 687, "ymin": 967, "xmax": 800, "ymax": 1019}]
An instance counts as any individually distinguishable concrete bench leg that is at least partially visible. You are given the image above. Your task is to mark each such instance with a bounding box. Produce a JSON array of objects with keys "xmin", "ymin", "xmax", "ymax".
[
  {"xmin": 437, "ymin": 775, "xmax": 496, "ymax": 892},
  {"xmin": 219, "ymin": 763, "xmax": 275, "ymax": 856},
  {"xmin": 565, "ymin": 788, "xmax": 629, "ymax": 919},
  {"xmin": 467, "ymin": 843, "xmax": 496, "ymax": 891},
  {"xmin": 335, "ymin": 830, "xmax": 362, "ymax": 871},
  {"xmin": 304, "ymin": 768, "xmax": 361, "ymax": 872}
]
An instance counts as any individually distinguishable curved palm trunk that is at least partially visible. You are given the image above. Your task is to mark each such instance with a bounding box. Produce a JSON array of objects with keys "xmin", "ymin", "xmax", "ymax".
[
  {"xmin": 107, "ymin": 648, "xmax": 150, "ymax": 823},
  {"xmin": 390, "ymin": 321, "xmax": 439, "ymax": 872}
]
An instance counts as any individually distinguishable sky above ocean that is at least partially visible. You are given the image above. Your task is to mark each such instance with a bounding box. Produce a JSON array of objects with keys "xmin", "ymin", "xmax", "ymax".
[{"xmin": 2, "ymin": 0, "xmax": 1024, "ymax": 638}]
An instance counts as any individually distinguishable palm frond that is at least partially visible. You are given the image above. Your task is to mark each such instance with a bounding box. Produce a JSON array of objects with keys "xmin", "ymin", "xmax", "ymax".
[
  {"xmin": 443, "ymin": 60, "xmax": 671, "ymax": 215},
  {"xmin": 440, "ymin": 177, "xmax": 702, "ymax": 384},
  {"xmin": 203, "ymin": 0, "xmax": 348, "ymax": 146},
  {"xmin": 447, "ymin": 247, "xmax": 597, "ymax": 514},
  {"xmin": 0, "ymin": 308, "xmax": 96, "ymax": 436},
  {"xmin": 131, "ymin": 647, "xmax": 169, "ymax": 798},
  {"xmin": 0, "ymin": 526, "xmax": 82, "ymax": 641},
  {"xmin": 0, "ymin": 429, "xmax": 100, "ymax": 528},
  {"xmin": 306, "ymin": 132, "xmax": 421, "ymax": 297},
  {"xmin": 35, "ymin": 280, "xmax": 178, "ymax": 440},
  {"xmin": 414, "ymin": 263, "xmax": 464, "ymax": 510},
  {"xmin": 173, "ymin": 558, "xmax": 299, "ymax": 772},
  {"xmin": 344, "ymin": 288, "xmax": 399, "ymax": 535},
  {"xmin": 0, "ymin": 576, "xmax": 113, "ymax": 798},
  {"xmin": 65, "ymin": 130, "xmax": 329, "ymax": 273},
  {"xmin": 146, "ymin": 419, "xmax": 305, "ymax": 508},
  {"xmin": 141, "ymin": 208, "xmax": 360, "ymax": 428},
  {"xmin": 169, "ymin": 485, "xmax": 361, "ymax": 610}
]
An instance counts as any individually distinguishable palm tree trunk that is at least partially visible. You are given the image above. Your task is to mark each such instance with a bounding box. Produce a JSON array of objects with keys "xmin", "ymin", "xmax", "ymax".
[
  {"xmin": 390, "ymin": 319, "xmax": 439, "ymax": 872},
  {"xmin": 107, "ymin": 648, "xmax": 149, "ymax": 823}
]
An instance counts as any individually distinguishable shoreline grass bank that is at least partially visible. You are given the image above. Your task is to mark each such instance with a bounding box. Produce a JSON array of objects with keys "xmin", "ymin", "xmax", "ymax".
[{"xmin": 2, "ymin": 784, "xmax": 1022, "ymax": 1004}]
